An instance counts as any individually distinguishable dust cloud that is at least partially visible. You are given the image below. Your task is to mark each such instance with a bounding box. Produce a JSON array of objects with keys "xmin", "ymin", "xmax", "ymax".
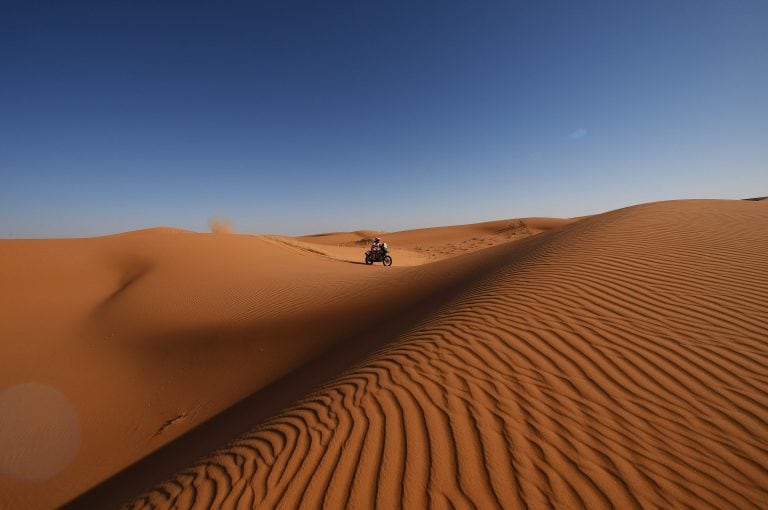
[{"xmin": 208, "ymin": 217, "xmax": 234, "ymax": 234}]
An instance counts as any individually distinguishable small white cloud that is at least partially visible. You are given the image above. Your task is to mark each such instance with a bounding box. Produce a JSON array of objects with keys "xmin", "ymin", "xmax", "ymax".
[{"xmin": 570, "ymin": 128, "xmax": 587, "ymax": 140}]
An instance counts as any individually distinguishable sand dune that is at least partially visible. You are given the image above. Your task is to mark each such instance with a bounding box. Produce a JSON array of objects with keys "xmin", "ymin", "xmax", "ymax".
[
  {"xmin": 1, "ymin": 215, "xmax": 564, "ymax": 509},
  {"xmin": 263, "ymin": 236, "xmax": 429, "ymax": 267},
  {"xmin": 120, "ymin": 200, "xmax": 767, "ymax": 509},
  {"xmin": 2, "ymin": 200, "xmax": 767, "ymax": 509},
  {"xmin": 300, "ymin": 217, "xmax": 574, "ymax": 261}
]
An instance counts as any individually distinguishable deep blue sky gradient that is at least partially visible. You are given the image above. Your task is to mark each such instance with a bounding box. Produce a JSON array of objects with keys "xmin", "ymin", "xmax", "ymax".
[{"xmin": 2, "ymin": 1, "xmax": 766, "ymax": 236}]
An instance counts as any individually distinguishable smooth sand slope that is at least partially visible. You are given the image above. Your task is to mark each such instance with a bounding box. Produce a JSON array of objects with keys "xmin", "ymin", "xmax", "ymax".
[
  {"xmin": 121, "ymin": 200, "xmax": 768, "ymax": 509},
  {"xmin": 0, "ymin": 216, "xmax": 562, "ymax": 509}
]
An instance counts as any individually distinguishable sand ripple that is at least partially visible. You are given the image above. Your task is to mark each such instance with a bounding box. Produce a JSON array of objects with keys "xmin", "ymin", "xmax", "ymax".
[{"xmin": 125, "ymin": 201, "xmax": 768, "ymax": 509}]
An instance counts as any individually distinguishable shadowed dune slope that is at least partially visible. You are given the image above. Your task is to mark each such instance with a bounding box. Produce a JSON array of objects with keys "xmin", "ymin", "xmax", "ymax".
[
  {"xmin": 126, "ymin": 200, "xmax": 768, "ymax": 509},
  {"xmin": 1, "ymin": 222, "xmax": 551, "ymax": 509}
]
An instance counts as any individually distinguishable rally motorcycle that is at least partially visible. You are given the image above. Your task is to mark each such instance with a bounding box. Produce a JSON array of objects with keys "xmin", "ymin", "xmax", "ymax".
[{"xmin": 365, "ymin": 245, "xmax": 393, "ymax": 266}]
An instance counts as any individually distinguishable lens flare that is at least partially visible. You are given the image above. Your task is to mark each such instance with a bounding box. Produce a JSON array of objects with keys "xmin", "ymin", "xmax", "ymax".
[{"xmin": 0, "ymin": 382, "xmax": 80, "ymax": 481}]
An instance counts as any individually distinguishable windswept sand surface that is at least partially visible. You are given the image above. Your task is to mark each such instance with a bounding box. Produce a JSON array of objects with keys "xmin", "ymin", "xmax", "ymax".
[
  {"xmin": 122, "ymin": 200, "xmax": 767, "ymax": 510},
  {"xmin": 1, "ymin": 216, "xmax": 562, "ymax": 509},
  {"xmin": 2, "ymin": 200, "xmax": 768, "ymax": 509}
]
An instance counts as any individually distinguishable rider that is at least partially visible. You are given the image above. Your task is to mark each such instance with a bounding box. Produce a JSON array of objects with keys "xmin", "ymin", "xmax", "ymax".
[{"xmin": 371, "ymin": 237, "xmax": 383, "ymax": 254}]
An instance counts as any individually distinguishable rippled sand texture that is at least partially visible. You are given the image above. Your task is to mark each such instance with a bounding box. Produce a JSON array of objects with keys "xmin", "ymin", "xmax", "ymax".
[
  {"xmin": 127, "ymin": 200, "xmax": 768, "ymax": 509},
  {"xmin": 0, "ymin": 213, "xmax": 566, "ymax": 509}
]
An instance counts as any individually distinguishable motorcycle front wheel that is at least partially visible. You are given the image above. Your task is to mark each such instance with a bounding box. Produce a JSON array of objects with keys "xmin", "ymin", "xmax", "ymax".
[{"xmin": 383, "ymin": 255, "xmax": 393, "ymax": 266}]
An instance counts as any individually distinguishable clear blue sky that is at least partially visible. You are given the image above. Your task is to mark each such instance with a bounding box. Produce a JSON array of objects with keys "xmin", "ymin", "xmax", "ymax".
[{"xmin": 2, "ymin": 1, "xmax": 766, "ymax": 237}]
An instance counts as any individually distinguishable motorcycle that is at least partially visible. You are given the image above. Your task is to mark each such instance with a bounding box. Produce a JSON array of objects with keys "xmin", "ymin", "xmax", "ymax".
[{"xmin": 365, "ymin": 245, "xmax": 393, "ymax": 266}]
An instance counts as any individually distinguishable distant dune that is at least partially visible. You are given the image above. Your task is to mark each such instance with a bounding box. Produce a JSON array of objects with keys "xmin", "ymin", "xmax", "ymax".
[
  {"xmin": 299, "ymin": 217, "xmax": 574, "ymax": 262},
  {"xmin": 1, "ymin": 200, "xmax": 767, "ymax": 509}
]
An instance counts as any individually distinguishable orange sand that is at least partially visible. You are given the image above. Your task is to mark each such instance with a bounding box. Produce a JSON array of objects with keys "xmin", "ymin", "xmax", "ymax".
[{"xmin": 1, "ymin": 200, "xmax": 767, "ymax": 509}]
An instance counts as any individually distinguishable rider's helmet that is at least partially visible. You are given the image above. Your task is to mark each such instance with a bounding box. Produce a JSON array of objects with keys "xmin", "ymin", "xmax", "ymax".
[{"xmin": 374, "ymin": 237, "xmax": 381, "ymax": 243}]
